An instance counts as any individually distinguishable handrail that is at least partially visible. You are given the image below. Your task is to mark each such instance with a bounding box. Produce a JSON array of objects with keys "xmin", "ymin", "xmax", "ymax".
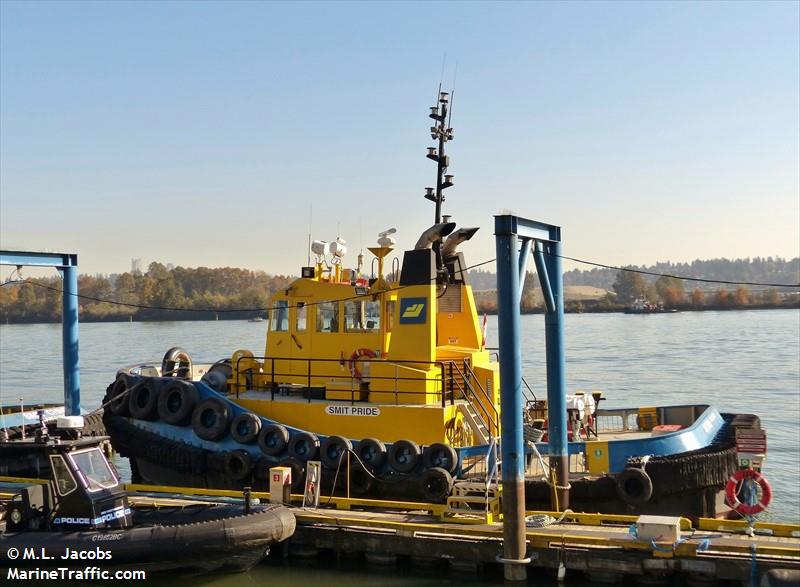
[
  {"xmin": 444, "ymin": 360, "xmax": 498, "ymax": 434},
  {"xmin": 485, "ymin": 437, "xmax": 499, "ymax": 513},
  {"xmin": 232, "ymin": 354, "xmax": 453, "ymax": 406},
  {"xmin": 521, "ymin": 376, "xmax": 537, "ymax": 403}
]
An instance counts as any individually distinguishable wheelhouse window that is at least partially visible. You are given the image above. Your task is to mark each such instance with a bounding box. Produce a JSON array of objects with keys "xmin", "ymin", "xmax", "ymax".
[
  {"xmin": 49, "ymin": 454, "xmax": 78, "ymax": 496},
  {"xmin": 316, "ymin": 301, "xmax": 339, "ymax": 332},
  {"xmin": 68, "ymin": 448, "xmax": 119, "ymax": 492},
  {"xmin": 295, "ymin": 303, "xmax": 307, "ymax": 332},
  {"xmin": 271, "ymin": 300, "xmax": 289, "ymax": 332},
  {"xmin": 344, "ymin": 300, "xmax": 380, "ymax": 332}
]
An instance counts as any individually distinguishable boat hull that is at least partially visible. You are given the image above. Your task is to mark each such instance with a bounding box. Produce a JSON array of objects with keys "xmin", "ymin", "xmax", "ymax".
[
  {"xmin": 103, "ymin": 376, "xmax": 749, "ymax": 519},
  {"xmin": 0, "ymin": 503, "xmax": 296, "ymax": 574}
]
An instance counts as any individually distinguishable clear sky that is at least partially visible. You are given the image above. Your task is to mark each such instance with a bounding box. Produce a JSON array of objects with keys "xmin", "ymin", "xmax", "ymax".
[{"xmin": 1, "ymin": 1, "xmax": 798, "ymax": 278}]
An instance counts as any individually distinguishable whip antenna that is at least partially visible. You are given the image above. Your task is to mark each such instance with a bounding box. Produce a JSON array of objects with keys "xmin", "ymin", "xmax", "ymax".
[{"xmin": 448, "ymin": 62, "xmax": 458, "ymax": 129}]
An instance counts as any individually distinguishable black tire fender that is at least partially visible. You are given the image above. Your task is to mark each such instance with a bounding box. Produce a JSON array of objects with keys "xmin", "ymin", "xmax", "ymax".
[
  {"xmin": 356, "ymin": 437, "xmax": 387, "ymax": 470},
  {"xmin": 191, "ymin": 398, "xmax": 232, "ymax": 441},
  {"xmin": 349, "ymin": 463, "xmax": 375, "ymax": 496},
  {"xmin": 157, "ymin": 381, "xmax": 198, "ymax": 425},
  {"xmin": 201, "ymin": 359, "xmax": 233, "ymax": 393},
  {"xmin": 128, "ymin": 379, "xmax": 160, "ymax": 420},
  {"xmin": 108, "ymin": 374, "xmax": 133, "ymax": 417},
  {"xmin": 422, "ymin": 442, "xmax": 458, "ymax": 474},
  {"xmin": 387, "ymin": 439, "xmax": 421, "ymax": 474},
  {"xmin": 253, "ymin": 457, "xmax": 276, "ymax": 481},
  {"xmin": 230, "ymin": 413, "xmax": 262, "ymax": 444},
  {"xmin": 320, "ymin": 435, "xmax": 353, "ymax": 469},
  {"xmin": 616, "ymin": 467, "xmax": 654, "ymax": 506},
  {"xmin": 162, "ymin": 346, "xmax": 192, "ymax": 379},
  {"xmin": 420, "ymin": 467, "xmax": 453, "ymax": 503},
  {"xmin": 288, "ymin": 431, "xmax": 320, "ymax": 461},
  {"xmin": 258, "ymin": 424, "xmax": 290, "ymax": 456},
  {"xmin": 224, "ymin": 450, "xmax": 253, "ymax": 481}
]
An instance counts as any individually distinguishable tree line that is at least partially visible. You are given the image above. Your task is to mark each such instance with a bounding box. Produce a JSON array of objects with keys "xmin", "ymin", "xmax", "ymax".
[
  {"xmin": 0, "ymin": 262, "xmax": 293, "ymax": 323},
  {"xmin": 469, "ymin": 256, "xmax": 799, "ymax": 292},
  {"xmin": 471, "ymin": 259, "xmax": 798, "ymax": 314},
  {"xmin": 2, "ymin": 257, "xmax": 797, "ymax": 323},
  {"xmin": 607, "ymin": 271, "xmax": 791, "ymax": 309}
]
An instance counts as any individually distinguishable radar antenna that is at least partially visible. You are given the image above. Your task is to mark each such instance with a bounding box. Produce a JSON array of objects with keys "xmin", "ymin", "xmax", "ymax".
[{"xmin": 424, "ymin": 89, "xmax": 455, "ymax": 275}]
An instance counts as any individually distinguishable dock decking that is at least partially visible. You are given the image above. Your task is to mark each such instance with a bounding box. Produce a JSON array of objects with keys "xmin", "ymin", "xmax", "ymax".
[{"xmin": 3, "ymin": 478, "xmax": 798, "ymax": 584}]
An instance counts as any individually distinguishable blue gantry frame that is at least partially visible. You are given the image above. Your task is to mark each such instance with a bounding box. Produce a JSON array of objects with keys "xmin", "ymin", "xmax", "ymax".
[
  {"xmin": 494, "ymin": 216, "xmax": 567, "ymax": 486},
  {"xmin": 0, "ymin": 250, "xmax": 81, "ymax": 416}
]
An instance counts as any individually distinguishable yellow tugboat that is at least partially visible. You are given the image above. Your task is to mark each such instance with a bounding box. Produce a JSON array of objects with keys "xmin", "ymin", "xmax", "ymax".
[{"xmin": 103, "ymin": 90, "xmax": 765, "ymax": 518}]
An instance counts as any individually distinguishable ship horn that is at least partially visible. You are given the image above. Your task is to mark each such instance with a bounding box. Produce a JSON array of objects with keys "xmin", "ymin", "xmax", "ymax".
[
  {"xmin": 414, "ymin": 222, "xmax": 456, "ymax": 250},
  {"xmin": 442, "ymin": 227, "xmax": 480, "ymax": 258}
]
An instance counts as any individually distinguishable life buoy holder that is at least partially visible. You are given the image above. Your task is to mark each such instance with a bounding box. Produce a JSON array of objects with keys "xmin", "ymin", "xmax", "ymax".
[
  {"xmin": 348, "ymin": 348, "xmax": 377, "ymax": 380},
  {"xmin": 725, "ymin": 468, "xmax": 772, "ymax": 516}
]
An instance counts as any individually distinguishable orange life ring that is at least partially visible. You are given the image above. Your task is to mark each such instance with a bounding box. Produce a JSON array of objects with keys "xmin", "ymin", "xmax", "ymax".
[
  {"xmin": 725, "ymin": 468, "xmax": 772, "ymax": 516},
  {"xmin": 348, "ymin": 348, "xmax": 377, "ymax": 380}
]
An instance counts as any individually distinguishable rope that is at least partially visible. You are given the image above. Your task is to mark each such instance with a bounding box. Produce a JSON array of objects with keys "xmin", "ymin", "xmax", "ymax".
[
  {"xmin": 88, "ymin": 380, "xmax": 145, "ymax": 415},
  {"xmin": 525, "ymin": 508, "xmax": 573, "ymax": 528},
  {"xmin": 323, "ymin": 446, "xmax": 409, "ymax": 506}
]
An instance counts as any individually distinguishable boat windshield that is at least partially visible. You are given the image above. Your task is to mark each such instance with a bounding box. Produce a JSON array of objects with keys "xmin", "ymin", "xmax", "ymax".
[
  {"xmin": 68, "ymin": 448, "xmax": 119, "ymax": 492},
  {"xmin": 49, "ymin": 454, "xmax": 78, "ymax": 496}
]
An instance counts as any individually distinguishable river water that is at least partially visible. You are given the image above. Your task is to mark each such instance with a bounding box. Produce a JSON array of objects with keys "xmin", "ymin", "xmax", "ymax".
[{"xmin": 1, "ymin": 310, "xmax": 798, "ymax": 585}]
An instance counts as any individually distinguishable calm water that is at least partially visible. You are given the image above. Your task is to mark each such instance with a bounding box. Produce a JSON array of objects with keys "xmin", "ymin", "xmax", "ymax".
[{"xmin": 1, "ymin": 310, "xmax": 798, "ymax": 584}]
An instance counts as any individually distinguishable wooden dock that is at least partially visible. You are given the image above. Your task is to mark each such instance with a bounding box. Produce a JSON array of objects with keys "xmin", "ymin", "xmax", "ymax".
[
  {"xmin": 288, "ymin": 507, "xmax": 799, "ymax": 583},
  {"xmin": 3, "ymin": 478, "xmax": 798, "ymax": 584},
  {"xmin": 122, "ymin": 483, "xmax": 800, "ymax": 585}
]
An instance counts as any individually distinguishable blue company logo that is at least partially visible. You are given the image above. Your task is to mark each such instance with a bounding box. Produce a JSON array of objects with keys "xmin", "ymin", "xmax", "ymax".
[{"xmin": 399, "ymin": 298, "xmax": 427, "ymax": 324}]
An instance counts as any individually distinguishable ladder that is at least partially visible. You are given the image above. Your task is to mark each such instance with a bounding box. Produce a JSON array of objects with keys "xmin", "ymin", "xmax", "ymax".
[
  {"xmin": 458, "ymin": 401, "xmax": 491, "ymax": 445},
  {"xmin": 443, "ymin": 481, "xmax": 502, "ymax": 523},
  {"xmin": 442, "ymin": 438, "xmax": 502, "ymax": 523}
]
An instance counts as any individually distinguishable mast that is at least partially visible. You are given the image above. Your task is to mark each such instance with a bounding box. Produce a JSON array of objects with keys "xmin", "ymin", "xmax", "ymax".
[{"xmin": 425, "ymin": 91, "xmax": 455, "ymax": 272}]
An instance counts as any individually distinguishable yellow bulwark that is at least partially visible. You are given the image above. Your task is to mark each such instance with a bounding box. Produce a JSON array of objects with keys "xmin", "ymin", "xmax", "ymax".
[{"xmin": 225, "ymin": 259, "xmax": 501, "ymax": 447}]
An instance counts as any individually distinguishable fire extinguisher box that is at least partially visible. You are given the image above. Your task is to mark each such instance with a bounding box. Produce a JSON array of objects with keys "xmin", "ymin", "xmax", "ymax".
[{"xmin": 269, "ymin": 466, "xmax": 292, "ymax": 504}]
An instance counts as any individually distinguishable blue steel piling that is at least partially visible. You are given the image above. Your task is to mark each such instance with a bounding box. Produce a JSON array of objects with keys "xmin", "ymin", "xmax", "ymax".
[
  {"xmin": 494, "ymin": 222, "xmax": 527, "ymax": 581},
  {"xmin": 495, "ymin": 216, "xmax": 570, "ymax": 580},
  {"xmin": 59, "ymin": 263, "xmax": 81, "ymax": 416},
  {"xmin": 542, "ymin": 241, "xmax": 569, "ymax": 509}
]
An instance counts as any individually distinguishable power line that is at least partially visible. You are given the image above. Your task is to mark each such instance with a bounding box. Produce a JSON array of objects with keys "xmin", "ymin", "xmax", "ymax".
[
  {"xmin": 552, "ymin": 254, "xmax": 800, "ymax": 288},
  {"xmin": 2, "ymin": 259, "xmax": 497, "ymax": 314}
]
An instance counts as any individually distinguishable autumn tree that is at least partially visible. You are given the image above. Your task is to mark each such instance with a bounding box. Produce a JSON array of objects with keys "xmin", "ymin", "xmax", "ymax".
[
  {"xmin": 733, "ymin": 286, "xmax": 750, "ymax": 306},
  {"xmin": 612, "ymin": 269, "xmax": 648, "ymax": 303},
  {"xmin": 655, "ymin": 276, "xmax": 685, "ymax": 307},
  {"xmin": 761, "ymin": 289, "xmax": 779, "ymax": 304},
  {"xmin": 691, "ymin": 288, "xmax": 705, "ymax": 307},
  {"xmin": 714, "ymin": 289, "xmax": 731, "ymax": 306}
]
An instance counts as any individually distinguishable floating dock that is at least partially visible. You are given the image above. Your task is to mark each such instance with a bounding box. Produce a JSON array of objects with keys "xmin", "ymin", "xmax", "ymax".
[
  {"xmin": 3, "ymin": 475, "xmax": 799, "ymax": 584},
  {"xmin": 122, "ymin": 483, "xmax": 800, "ymax": 584}
]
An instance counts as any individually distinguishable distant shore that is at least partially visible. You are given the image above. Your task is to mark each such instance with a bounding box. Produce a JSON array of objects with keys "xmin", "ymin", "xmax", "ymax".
[
  {"xmin": 478, "ymin": 301, "xmax": 800, "ymax": 316},
  {"xmin": 1, "ymin": 302, "xmax": 797, "ymax": 325}
]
